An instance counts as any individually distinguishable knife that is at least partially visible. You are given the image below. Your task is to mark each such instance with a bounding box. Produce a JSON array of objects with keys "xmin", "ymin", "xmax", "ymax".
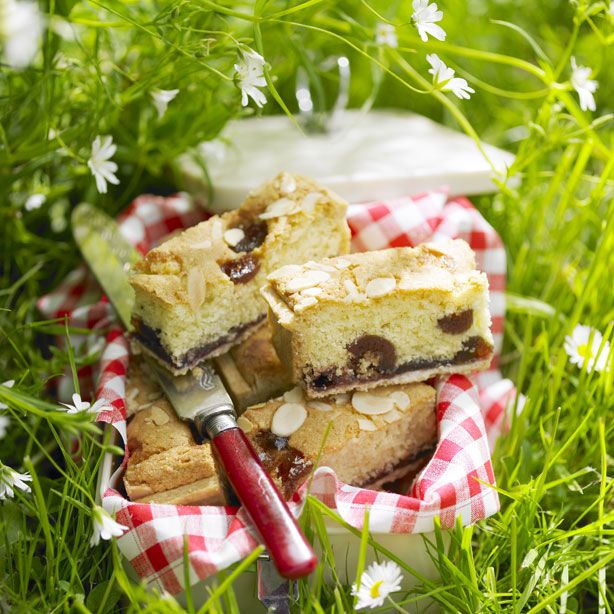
[{"xmin": 72, "ymin": 203, "xmax": 317, "ymax": 580}]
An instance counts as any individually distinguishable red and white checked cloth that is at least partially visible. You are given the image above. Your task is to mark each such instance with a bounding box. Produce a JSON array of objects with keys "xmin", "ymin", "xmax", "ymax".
[{"xmin": 38, "ymin": 189, "xmax": 517, "ymax": 595}]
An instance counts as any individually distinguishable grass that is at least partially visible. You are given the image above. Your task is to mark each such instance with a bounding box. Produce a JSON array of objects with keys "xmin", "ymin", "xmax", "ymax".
[{"xmin": 1, "ymin": 0, "xmax": 613, "ymax": 612}]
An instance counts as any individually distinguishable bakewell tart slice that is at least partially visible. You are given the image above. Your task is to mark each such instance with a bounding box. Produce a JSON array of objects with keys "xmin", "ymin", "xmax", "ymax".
[
  {"xmin": 130, "ymin": 173, "xmax": 351, "ymax": 374},
  {"xmin": 238, "ymin": 382, "xmax": 437, "ymax": 498},
  {"xmin": 123, "ymin": 356, "xmax": 227, "ymax": 505},
  {"xmin": 213, "ymin": 324, "xmax": 293, "ymax": 413},
  {"xmin": 261, "ymin": 239, "xmax": 494, "ymax": 397}
]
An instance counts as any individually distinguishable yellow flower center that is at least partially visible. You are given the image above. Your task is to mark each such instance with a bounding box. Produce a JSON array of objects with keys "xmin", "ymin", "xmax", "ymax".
[
  {"xmin": 370, "ymin": 580, "xmax": 383, "ymax": 598},
  {"xmin": 577, "ymin": 343, "xmax": 592, "ymax": 359}
]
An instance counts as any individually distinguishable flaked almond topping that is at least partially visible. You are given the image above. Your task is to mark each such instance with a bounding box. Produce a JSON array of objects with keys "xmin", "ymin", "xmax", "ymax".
[
  {"xmin": 279, "ymin": 173, "xmax": 297, "ymax": 194},
  {"xmin": 335, "ymin": 258, "xmax": 351, "ymax": 269},
  {"xmin": 383, "ymin": 408, "xmax": 403, "ymax": 424},
  {"xmin": 389, "ymin": 390, "xmax": 410, "ymax": 411},
  {"xmin": 267, "ymin": 264, "xmax": 303, "ymax": 280},
  {"xmin": 301, "ymin": 191, "xmax": 323, "ymax": 213},
  {"xmin": 211, "ymin": 219, "xmax": 223, "ymax": 240},
  {"xmin": 294, "ymin": 296, "xmax": 318, "ymax": 312},
  {"xmin": 334, "ymin": 393, "xmax": 350, "ymax": 405},
  {"xmin": 283, "ymin": 386, "xmax": 304, "ymax": 404},
  {"xmin": 237, "ymin": 415, "xmax": 254, "ymax": 433},
  {"xmin": 223, "ymin": 228, "xmax": 245, "ymax": 247},
  {"xmin": 305, "ymin": 261, "xmax": 336, "ymax": 273},
  {"xmin": 351, "ymin": 391, "xmax": 395, "ymax": 415},
  {"xmin": 146, "ymin": 391, "xmax": 163, "ymax": 401},
  {"xmin": 343, "ymin": 279, "xmax": 359, "ymax": 295},
  {"xmin": 187, "ymin": 268, "xmax": 206, "ymax": 310},
  {"xmin": 126, "ymin": 387, "xmax": 140, "ymax": 402},
  {"xmin": 271, "ymin": 402, "xmax": 307, "ymax": 437},
  {"xmin": 150, "ymin": 406, "xmax": 170, "ymax": 426},
  {"xmin": 357, "ymin": 417, "xmax": 377, "ymax": 431},
  {"xmin": 365, "ymin": 277, "xmax": 396, "ymax": 298},
  {"xmin": 259, "ymin": 197, "xmax": 297, "ymax": 220},
  {"xmin": 308, "ymin": 401, "xmax": 332, "ymax": 412},
  {"xmin": 301, "ymin": 287, "xmax": 323, "ymax": 297},
  {"xmin": 286, "ymin": 270, "xmax": 330, "ymax": 292},
  {"xmin": 422, "ymin": 242, "xmax": 450, "ymax": 257},
  {"xmin": 192, "ymin": 239, "xmax": 212, "ymax": 249}
]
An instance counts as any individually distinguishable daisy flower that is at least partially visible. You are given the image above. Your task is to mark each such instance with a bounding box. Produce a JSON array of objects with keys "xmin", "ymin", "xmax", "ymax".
[
  {"xmin": 570, "ymin": 57, "xmax": 598, "ymax": 112},
  {"xmin": 24, "ymin": 193, "xmax": 46, "ymax": 211},
  {"xmin": 564, "ymin": 324, "xmax": 610, "ymax": 373},
  {"xmin": 59, "ymin": 393, "xmax": 110, "ymax": 415},
  {"xmin": 89, "ymin": 505, "xmax": 128, "ymax": 546},
  {"xmin": 352, "ymin": 560, "xmax": 403, "ymax": 610},
  {"xmin": 151, "ymin": 88, "xmax": 179, "ymax": 119},
  {"xmin": 427, "ymin": 54, "xmax": 475, "ymax": 99},
  {"xmin": 234, "ymin": 48, "xmax": 267, "ymax": 108},
  {"xmin": 0, "ymin": 463, "xmax": 32, "ymax": 500},
  {"xmin": 0, "ymin": 0, "xmax": 45, "ymax": 69},
  {"xmin": 87, "ymin": 135, "xmax": 120, "ymax": 194},
  {"xmin": 412, "ymin": 0, "xmax": 446, "ymax": 42},
  {"xmin": 0, "ymin": 380, "xmax": 15, "ymax": 410},
  {"xmin": 375, "ymin": 23, "xmax": 398, "ymax": 48}
]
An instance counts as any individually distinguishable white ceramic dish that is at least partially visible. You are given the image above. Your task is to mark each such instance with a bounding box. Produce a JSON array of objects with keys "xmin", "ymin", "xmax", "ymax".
[{"xmin": 178, "ymin": 110, "xmax": 515, "ymax": 212}]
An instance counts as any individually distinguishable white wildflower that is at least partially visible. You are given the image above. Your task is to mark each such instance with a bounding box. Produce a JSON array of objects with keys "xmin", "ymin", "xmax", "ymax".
[
  {"xmin": 412, "ymin": 0, "xmax": 446, "ymax": 42},
  {"xmin": 234, "ymin": 48, "xmax": 267, "ymax": 108},
  {"xmin": 151, "ymin": 88, "xmax": 179, "ymax": 119},
  {"xmin": 564, "ymin": 324, "xmax": 610, "ymax": 373},
  {"xmin": 87, "ymin": 135, "xmax": 120, "ymax": 194},
  {"xmin": 0, "ymin": 416, "xmax": 9, "ymax": 439},
  {"xmin": 570, "ymin": 57, "xmax": 598, "ymax": 112},
  {"xmin": 375, "ymin": 23, "xmax": 397, "ymax": 48},
  {"xmin": 59, "ymin": 393, "xmax": 110, "ymax": 415},
  {"xmin": 24, "ymin": 193, "xmax": 46, "ymax": 211},
  {"xmin": 427, "ymin": 54, "xmax": 475, "ymax": 99},
  {"xmin": 0, "ymin": 0, "xmax": 45, "ymax": 69},
  {"xmin": 351, "ymin": 560, "xmax": 403, "ymax": 610},
  {"xmin": 89, "ymin": 505, "xmax": 128, "ymax": 546},
  {"xmin": 0, "ymin": 463, "xmax": 32, "ymax": 500},
  {"xmin": 0, "ymin": 380, "xmax": 14, "ymax": 410}
]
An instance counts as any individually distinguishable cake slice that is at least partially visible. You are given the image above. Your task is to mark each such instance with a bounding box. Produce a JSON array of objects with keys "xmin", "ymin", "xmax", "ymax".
[
  {"xmin": 130, "ymin": 173, "xmax": 351, "ymax": 374},
  {"xmin": 261, "ymin": 239, "xmax": 494, "ymax": 397},
  {"xmin": 238, "ymin": 382, "xmax": 437, "ymax": 498},
  {"xmin": 123, "ymin": 356, "xmax": 227, "ymax": 505},
  {"xmin": 213, "ymin": 324, "xmax": 293, "ymax": 413}
]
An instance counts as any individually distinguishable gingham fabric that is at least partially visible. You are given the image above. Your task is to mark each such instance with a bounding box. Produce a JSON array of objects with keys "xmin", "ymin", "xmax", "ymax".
[{"xmin": 38, "ymin": 188, "xmax": 515, "ymax": 595}]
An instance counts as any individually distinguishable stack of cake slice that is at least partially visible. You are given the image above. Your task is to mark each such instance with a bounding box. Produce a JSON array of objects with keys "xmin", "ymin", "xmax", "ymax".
[{"xmin": 124, "ymin": 173, "xmax": 494, "ymax": 503}]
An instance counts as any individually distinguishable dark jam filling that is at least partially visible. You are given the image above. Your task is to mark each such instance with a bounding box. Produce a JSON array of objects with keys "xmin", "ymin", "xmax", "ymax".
[
  {"xmin": 307, "ymin": 335, "xmax": 493, "ymax": 393},
  {"xmin": 437, "ymin": 309, "xmax": 474, "ymax": 334},
  {"xmin": 230, "ymin": 221, "xmax": 268, "ymax": 253},
  {"xmin": 131, "ymin": 314, "xmax": 266, "ymax": 371},
  {"xmin": 218, "ymin": 254, "xmax": 260, "ymax": 284},
  {"xmin": 253, "ymin": 431, "xmax": 313, "ymax": 499}
]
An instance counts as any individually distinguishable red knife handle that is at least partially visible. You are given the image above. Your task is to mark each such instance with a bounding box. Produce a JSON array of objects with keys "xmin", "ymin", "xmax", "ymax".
[{"xmin": 211, "ymin": 427, "xmax": 317, "ymax": 579}]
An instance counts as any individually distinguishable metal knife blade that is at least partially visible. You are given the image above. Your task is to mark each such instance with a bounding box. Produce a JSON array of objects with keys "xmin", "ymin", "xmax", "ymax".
[{"xmin": 71, "ymin": 203, "xmax": 139, "ymax": 331}]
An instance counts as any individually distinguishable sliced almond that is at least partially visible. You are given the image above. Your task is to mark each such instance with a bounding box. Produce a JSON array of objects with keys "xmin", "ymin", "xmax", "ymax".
[
  {"xmin": 286, "ymin": 270, "xmax": 330, "ymax": 292},
  {"xmin": 382, "ymin": 408, "xmax": 403, "ymax": 424},
  {"xmin": 389, "ymin": 390, "xmax": 410, "ymax": 411},
  {"xmin": 267, "ymin": 264, "xmax": 303, "ymax": 280},
  {"xmin": 351, "ymin": 391, "xmax": 395, "ymax": 415},
  {"xmin": 357, "ymin": 418, "xmax": 377, "ymax": 431},
  {"xmin": 211, "ymin": 219, "xmax": 223, "ymax": 240},
  {"xmin": 365, "ymin": 277, "xmax": 396, "ymax": 298},
  {"xmin": 422, "ymin": 242, "xmax": 449, "ymax": 257},
  {"xmin": 301, "ymin": 287, "xmax": 323, "ymax": 297},
  {"xmin": 279, "ymin": 173, "xmax": 297, "ymax": 194},
  {"xmin": 192, "ymin": 239, "xmax": 212, "ymax": 249},
  {"xmin": 335, "ymin": 258, "xmax": 351, "ymax": 269},
  {"xmin": 334, "ymin": 393, "xmax": 350, "ymax": 405},
  {"xmin": 301, "ymin": 192, "xmax": 323, "ymax": 213},
  {"xmin": 283, "ymin": 386, "xmax": 304, "ymax": 404},
  {"xmin": 150, "ymin": 406, "xmax": 170, "ymax": 426},
  {"xmin": 259, "ymin": 198, "xmax": 297, "ymax": 220},
  {"xmin": 294, "ymin": 296, "xmax": 318, "ymax": 312},
  {"xmin": 237, "ymin": 415, "xmax": 254, "ymax": 433},
  {"xmin": 223, "ymin": 228, "xmax": 245, "ymax": 247},
  {"xmin": 146, "ymin": 391, "xmax": 163, "ymax": 401},
  {"xmin": 271, "ymin": 403, "xmax": 307, "ymax": 437},
  {"xmin": 343, "ymin": 279, "xmax": 358, "ymax": 295},
  {"xmin": 305, "ymin": 261, "xmax": 336, "ymax": 273},
  {"xmin": 187, "ymin": 268, "xmax": 206, "ymax": 310},
  {"xmin": 308, "ymin": 401, "xmax": 333, "ymax": 412}
]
